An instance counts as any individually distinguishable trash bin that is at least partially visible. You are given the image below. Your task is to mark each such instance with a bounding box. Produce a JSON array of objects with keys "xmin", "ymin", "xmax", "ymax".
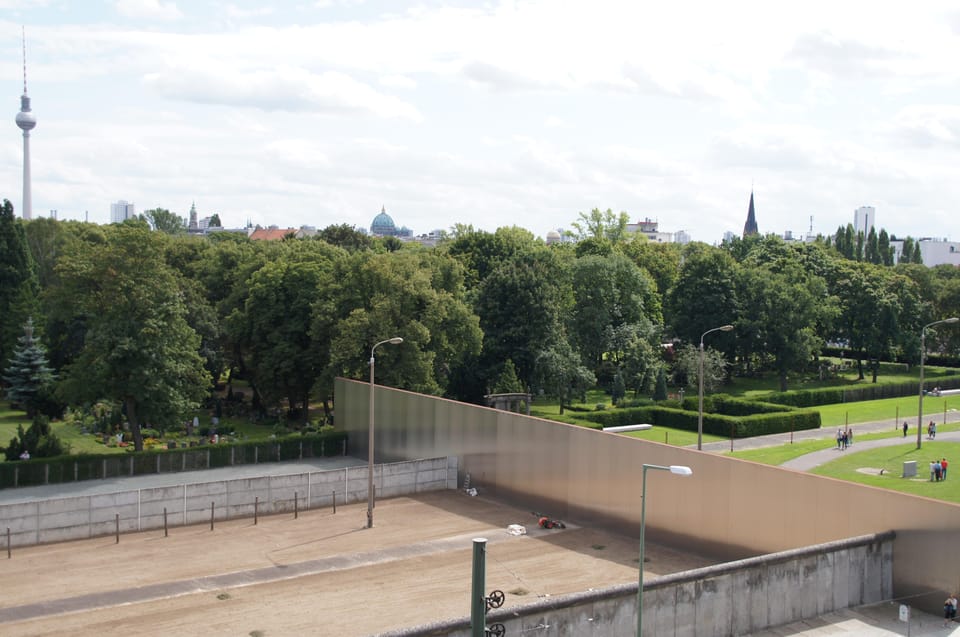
[{"xmin": 902, "ymin": 460, "xmax": 917, "ymax": 478}]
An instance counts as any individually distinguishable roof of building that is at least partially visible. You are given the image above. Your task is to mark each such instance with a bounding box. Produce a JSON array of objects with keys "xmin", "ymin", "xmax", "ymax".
[
  {"xmin": 249, "ymin": 228, "xmax": 296, "ymax": 241},
  {"xmin": 743, "ymin": 191, "xmax": 759, "ymax": 237}
]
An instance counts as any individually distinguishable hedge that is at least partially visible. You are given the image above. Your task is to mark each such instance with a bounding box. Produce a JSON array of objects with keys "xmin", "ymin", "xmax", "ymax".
[
  {"xmin": 765, "ymin": 376, "xmax": 960, "ymax": 408},
  {"xmin": 0, "ymin": 431, "xmax": 349, "ymax": 490},
  {"xmin": 582, "ymin": 404, "xmax": 820, "ymax": 438}
]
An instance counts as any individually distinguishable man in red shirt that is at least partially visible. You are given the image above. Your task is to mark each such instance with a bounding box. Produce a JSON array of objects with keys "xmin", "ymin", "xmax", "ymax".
[{"xmin": 942, "ymin": 458, "xmax": 949, "ymax": 480}]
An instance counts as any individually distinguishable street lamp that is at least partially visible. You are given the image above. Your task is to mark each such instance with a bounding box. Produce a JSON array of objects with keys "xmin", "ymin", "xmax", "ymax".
[
  {"xmin": 367, "ymin": 336, "xmax": 403, "ymax": 529},
  {"xmin": 698, "ymin": 325, "xmax": 734, "ymax": 450},
  {"xmin": 637, "ymin": 463, "xmax": 692, "ymax": 637},
  {"xmin": 917, "ymin": 318, "xmax": 958, "ymax": 450}
]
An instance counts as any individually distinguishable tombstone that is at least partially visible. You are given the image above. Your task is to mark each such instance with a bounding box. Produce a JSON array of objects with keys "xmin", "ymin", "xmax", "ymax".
[
  {"xmin": 167, "ymin": 441, "xmax": 177, "ymax": 450},
  {"xmin": 903, "ymin": 460, "xmax": 917, "ymax": 478}
]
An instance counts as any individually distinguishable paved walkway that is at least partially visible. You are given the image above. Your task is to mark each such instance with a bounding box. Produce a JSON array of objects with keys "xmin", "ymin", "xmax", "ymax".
[{"xmin": 699, "ymin": 410, "xmax": 960, "ymax": 471}]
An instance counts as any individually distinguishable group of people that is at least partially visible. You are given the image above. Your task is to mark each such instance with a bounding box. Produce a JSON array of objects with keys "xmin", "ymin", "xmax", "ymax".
[
  {"xmin": 945, "ymin": 593, "xmax": 958, "ymax": 626},
  {"xmin": 835, "ymin": 427, "xmax": 854, "ymax": 450},
  {"xmin": 930, "ymin": 458, "xmax": 949, "ymax": 481},
  {"xmin": 927, "ymin": 420, "xmax": 938, "ymax": 439}
]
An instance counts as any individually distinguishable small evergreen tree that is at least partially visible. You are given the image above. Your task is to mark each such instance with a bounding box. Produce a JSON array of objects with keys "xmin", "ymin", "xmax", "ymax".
[
  {"xmin": 652, "ymin": 366, "xmax": 668, "ymax": 401},
  {"xmin": 611, "ymin": 371, "xmax": 626, "ymax": 405},
  {"xmin": 4, "ymin": 414, "xmax": 68, "ymax": 461},
  {"xmin": 3, "ymin": 318, "xmax": 55, "ymax": 417},
  {"xmin": 491, "ymin": 359, "xmax": 523, "ymax": 394}
]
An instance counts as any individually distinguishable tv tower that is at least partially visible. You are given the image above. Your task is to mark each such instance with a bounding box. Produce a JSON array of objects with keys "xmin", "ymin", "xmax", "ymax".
[{"xmin": 15, "ymin": 28, "xmax": 36, "ymax": 220}]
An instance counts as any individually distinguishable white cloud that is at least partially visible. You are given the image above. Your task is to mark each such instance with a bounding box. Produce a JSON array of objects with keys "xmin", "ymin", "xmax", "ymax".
[
  {"xmin": 143, "ymin": 64, "xmax": 422, "ymax": 121},
  {"xmin": 115, "ymin": 0, "xmax": 183, "ymax": 20},
  {"xmin": 225, "ymin": 4, "xmax": 274, "ymax": 19},
  {"xmin": 379, "ymin": 74, "xmax": 416, "ymax": 89}
]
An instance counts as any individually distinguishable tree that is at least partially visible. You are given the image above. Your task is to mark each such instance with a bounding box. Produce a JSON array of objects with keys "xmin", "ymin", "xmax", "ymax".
[
  {"xmin": 318, "ymin": 224, "xmax": 373, "ymax": 252},
  {"xmin": 570, "ymin": 253, "xmax": 659, "ymax": 369},
  {"xmin": 208, "ymin": 213, "xmax": 222, "ymax": 227},
  {"xmin": 240, "ymin": 248, "xmax": 337, "ymax": 420},
  {"xmin": 566, "ymin": 208, "xmax": 629, "ymax": 243},
  {"xmin": 652, "ymin": 366, "xmax": 668, "ymax": 401},
  {"xmin": 878, "ymin": 228, "xmax": 893, "ymax": 266},
  {"xmin": 736, "ymin": 262, "xmax": 833, "ymax": 391},
  {"xmin": 533, "ymin": 338, "xmax": 595, "ymax": 414},
  {"xmin": 665, "ymin": 244, "xmax": 738, "ymax": 354},
  {"xmin": 0, "ymin": 199, "xmax": 39, "ymax": 373},
  {"xmin": 474, "ymin": 248, "xmax": 571, "ymax": 389},
  {"xmin": 3, "ymin": 318, "xmax": 55, "ymax": 417},
  {"xmin": 142, "ymin": 208, "xmax": 186, "ymax": 235},
  {"xmin": 56, "ymin": 224, "xmax": 211, "ymax": 450},
  {"xmin": 491, "ymin": 359, "xmax": 523, "ymax": 394},
  {"xmin": 671, "ymin": 344, "xmax": 727, "ymax": 394},
  {"xmin": 4, "ymin": 415, "xmax": 68, "ymax": 461}
]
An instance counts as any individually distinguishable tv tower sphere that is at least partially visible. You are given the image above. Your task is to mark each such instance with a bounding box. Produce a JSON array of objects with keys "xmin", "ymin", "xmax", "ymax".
[{"xmin": 16, "ymin": 94, "xmax": 36, "ymax": 131}]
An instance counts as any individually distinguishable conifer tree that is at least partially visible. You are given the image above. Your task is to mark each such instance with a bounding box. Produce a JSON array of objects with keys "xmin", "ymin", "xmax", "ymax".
[
  {"xmin": 3, "ymin": 318, "xmax": 55, "ymax": 417},
  {"xmin": 0, "ymin": 199, "xmax": 39, "ymax": 369}
]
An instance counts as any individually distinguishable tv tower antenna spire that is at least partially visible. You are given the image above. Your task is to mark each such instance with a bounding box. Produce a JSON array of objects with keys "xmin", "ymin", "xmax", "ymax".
[{"xmin": 15, "ymin": 26, "xmax": 37, "ymax": 220}]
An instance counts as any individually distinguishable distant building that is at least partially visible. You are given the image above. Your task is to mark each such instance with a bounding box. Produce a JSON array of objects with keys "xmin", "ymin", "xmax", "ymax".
[
  {"xmin": 743, "ymin": 191, "xmax": 758, "ymax": 237},
  {"xmin": 370, "ymin": 206, "xmax": 412, "ymax": 238},
  {"xmin": 891, "ymin": 238, "xmax": 960, "ymax": 267},
  {"xmin": 248, "ymin": 226, "xmax": 316, "ymax": 241},
  {"xmin": 188, "ymin": 202, "xmax": 199, "ymax": 231},
  {"xmin": 854, "ymin": 206, "xmax": 876, "ymax": 236},
  {"xmin": 110, "ymin": 200, "xmax": 136, "ymax": 223},
  {"xmin": 625, "ymin": 217, "xmax": 688, "ymax": 243}
]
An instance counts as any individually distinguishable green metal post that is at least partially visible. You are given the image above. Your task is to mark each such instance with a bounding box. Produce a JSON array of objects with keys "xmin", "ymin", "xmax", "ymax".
[
  {"xmin": 637, "ymin": 465, "xmax": 650, "ymax": 637},
  {"xmin": 471, "ymin": 537, "xmax": 487, "ymax": 637}
]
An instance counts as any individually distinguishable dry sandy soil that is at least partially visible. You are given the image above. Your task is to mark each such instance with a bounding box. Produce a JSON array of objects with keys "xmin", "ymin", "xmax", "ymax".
[{"xmin": 0, "ymin": 491, "xmax": 717, "ymax": 636}]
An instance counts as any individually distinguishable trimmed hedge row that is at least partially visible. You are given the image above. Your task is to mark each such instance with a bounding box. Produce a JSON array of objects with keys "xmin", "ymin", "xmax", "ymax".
[
  {"xmin": 582, "ymin": 405, "xmax": 820, "ymax": 438},
  {"xmin": 682, "ymin": 394, "xmax": 793, "ymax": 416},
  {"xmin": 0, "ymin": 431, "xmax": 348, "ymax": 490},
  {"xmin": 765, "ymin": 376, "xmax": 960, "ymax": 408}
]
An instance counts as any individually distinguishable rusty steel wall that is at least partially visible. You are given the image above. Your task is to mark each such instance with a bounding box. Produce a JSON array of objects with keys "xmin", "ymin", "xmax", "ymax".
[{"xmin": 336, "ymin": 377, "xmax": 960, "ymax": 612}]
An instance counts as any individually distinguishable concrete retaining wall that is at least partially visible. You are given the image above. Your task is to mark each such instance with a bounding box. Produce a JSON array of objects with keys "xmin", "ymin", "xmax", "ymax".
[
  {"xmin": 385, "ymin": 532, "xmax": 895, "ymax": 637},
  {"xmin": 0, "ymin": 457, "xmax": 457, "ymax": 548}
]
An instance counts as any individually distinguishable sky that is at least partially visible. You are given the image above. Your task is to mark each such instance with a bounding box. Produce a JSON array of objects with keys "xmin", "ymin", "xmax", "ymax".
[{"xmin": 3, "ymin": 0, "xmax": 960, "ymax": 244}]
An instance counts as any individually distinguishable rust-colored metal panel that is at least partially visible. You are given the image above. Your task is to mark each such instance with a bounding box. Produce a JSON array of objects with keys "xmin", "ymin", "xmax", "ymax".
[{"xmin": 335, "ymin": 378, "xmax": 960, "ymax": 613}]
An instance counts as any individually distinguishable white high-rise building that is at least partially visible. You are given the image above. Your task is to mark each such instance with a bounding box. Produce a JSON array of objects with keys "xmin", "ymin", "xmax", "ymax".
[
  {"xmin": 854, "ymin": 206, "xmax": 875, "ymax": 235},
  {"xmin": 110, "ymin": 200, "xmax": 136, "ymax": 223}
]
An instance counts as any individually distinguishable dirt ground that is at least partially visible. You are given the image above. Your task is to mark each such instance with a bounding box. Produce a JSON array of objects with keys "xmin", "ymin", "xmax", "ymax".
[{"xmin": 0, "ymin": 491, "xmax": 717, "ymax": 636}]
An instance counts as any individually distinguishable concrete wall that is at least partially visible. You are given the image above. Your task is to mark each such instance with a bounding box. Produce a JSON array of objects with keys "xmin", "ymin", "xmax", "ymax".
[
  {"xmin": 336, "ymin": 378, "xmax": 960, "ymax": 614},
  {"xmin": 0, "ymin": 457, "xmax": 457, "ymax": 548},
  {"xmin": 383, "ymin": 532, "xmax": 894, "ymax": 637}
]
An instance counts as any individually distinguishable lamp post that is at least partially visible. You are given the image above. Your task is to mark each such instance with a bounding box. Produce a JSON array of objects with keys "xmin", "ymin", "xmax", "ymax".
[
  {"xmin": 637, "ymin": 463, "xmax": 692, "ymax": 637},
  {"xmin": 367, "ymin": 336, "xmax": 403, "ymax": 529},
  {"xmin": 698, "ymin": 325, "xmax": 733, "ymax": 450},
  {"xmin": 917, "ymin": 318, "xmax": 958, "ymax": 450}
]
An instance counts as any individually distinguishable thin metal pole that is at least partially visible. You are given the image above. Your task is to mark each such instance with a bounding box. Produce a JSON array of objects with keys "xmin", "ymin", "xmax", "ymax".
[
  {"xmin": 115, "ymin": 513, "xmax": 119, "ymax": 544},
  {"xmin": 918, "ymin": 328, "xmax": 926, "ymax": 450},
  {"xmin": 637, "ymin": 465, "xmax": 649, "ymax": 637},
  {"xmin": 471, "ymin": 538, "xmax": 487, "ymax": 637},
  {"xmin": 254, "ymin": 497, "xmax": 259, "ymax": 525},
  {"xmin": 367, "ymin": 351, "xmax": 376, "ymax": 528},
  {"xmin": 164, "ymin": 508, "xmax": 168, "ymax": 537},
  {"xmin": 332, "ymin": 490, "xmax": 336, "ymax": 514},
  {"xmin": 697, "ymin": 340, "xmax": 705, "ymax": 450},
  {"xmin": 7, "ymin": 527, "xmax": 10, "ymax": 558},
  {"xmin": 294, "ymin": 492, "xmax": 298, "ymax": 519},
  {"xmin": 210, "ymin": 502, "xmax": 214, "ymax": 531}
]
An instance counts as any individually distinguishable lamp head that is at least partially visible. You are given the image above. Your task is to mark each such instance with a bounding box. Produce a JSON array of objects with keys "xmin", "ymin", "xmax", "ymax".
[
  {"xmin": 387, "ymin": 337, "xmax": 404, "ymax": 344},
  {"xmin": 719, "ymin": 325, "xmax": 734, "ymax": 332},
  {"xmin": 944, "ymin": 318, "xmax": 959, "ymax": 325},
  {"xmin": 668, "ymin": 465, "xmax": 693, "ymax": 476}
]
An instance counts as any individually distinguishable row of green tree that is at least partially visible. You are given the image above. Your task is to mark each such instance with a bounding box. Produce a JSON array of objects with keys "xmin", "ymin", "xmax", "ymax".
[{"xmin": 2, "ymin": 201, "xmax": 959, "ymax": 452}]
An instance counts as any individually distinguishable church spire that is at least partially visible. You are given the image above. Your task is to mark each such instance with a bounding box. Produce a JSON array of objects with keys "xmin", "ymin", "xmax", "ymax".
[{"xmin": 743, "ymin": 190, "xmax": 758, "ymax": 237}]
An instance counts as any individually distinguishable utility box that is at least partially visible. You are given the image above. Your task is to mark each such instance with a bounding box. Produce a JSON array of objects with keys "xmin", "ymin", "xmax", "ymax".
[{"xmin": 902, "ymin": 461, "xmax": 917, "ymax": 478}]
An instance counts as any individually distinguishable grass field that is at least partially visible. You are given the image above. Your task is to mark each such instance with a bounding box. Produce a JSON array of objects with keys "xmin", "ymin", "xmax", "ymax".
[{"xmin": 811, "ymin": 441, "xmax": 960, "ymax": 503}]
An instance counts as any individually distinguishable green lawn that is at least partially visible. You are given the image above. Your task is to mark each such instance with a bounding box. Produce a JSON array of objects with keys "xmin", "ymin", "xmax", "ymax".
[
  {"xmin": 811, "ymin": 442, "xmax": 960, "ymax": 503},
  {"xmin": 817, "ymin": 394, "xmax": 960, "ymax": 428}
]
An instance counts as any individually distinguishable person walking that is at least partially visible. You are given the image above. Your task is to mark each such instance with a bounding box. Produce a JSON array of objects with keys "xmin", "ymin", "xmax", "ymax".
[
  {"xmin": 935, "ymin": 459, "xmax": 943, "ymax": 482},
  {"xmin": 932, "ymin": 422, "xmax": 937, "ymax": 439},
  {"xmin": 903, "ymin": 421, "xmax": 908, "ymax": 437},
  {"xmin": 931, "ymin": 460, "xmax": 938, "ymax": 481},
  {"xmin": 836, "ymin": 428, "xmax": 843, "ymax": 450},
  {"xmin": 942, "ymin": 458, "xmax": 949, "ymax": 480}
]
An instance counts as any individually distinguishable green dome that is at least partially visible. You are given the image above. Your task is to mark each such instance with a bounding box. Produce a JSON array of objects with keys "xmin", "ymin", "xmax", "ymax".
[{"xmin": 371, "ymin": 206, "xmax": 397, "ymax": 236}]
